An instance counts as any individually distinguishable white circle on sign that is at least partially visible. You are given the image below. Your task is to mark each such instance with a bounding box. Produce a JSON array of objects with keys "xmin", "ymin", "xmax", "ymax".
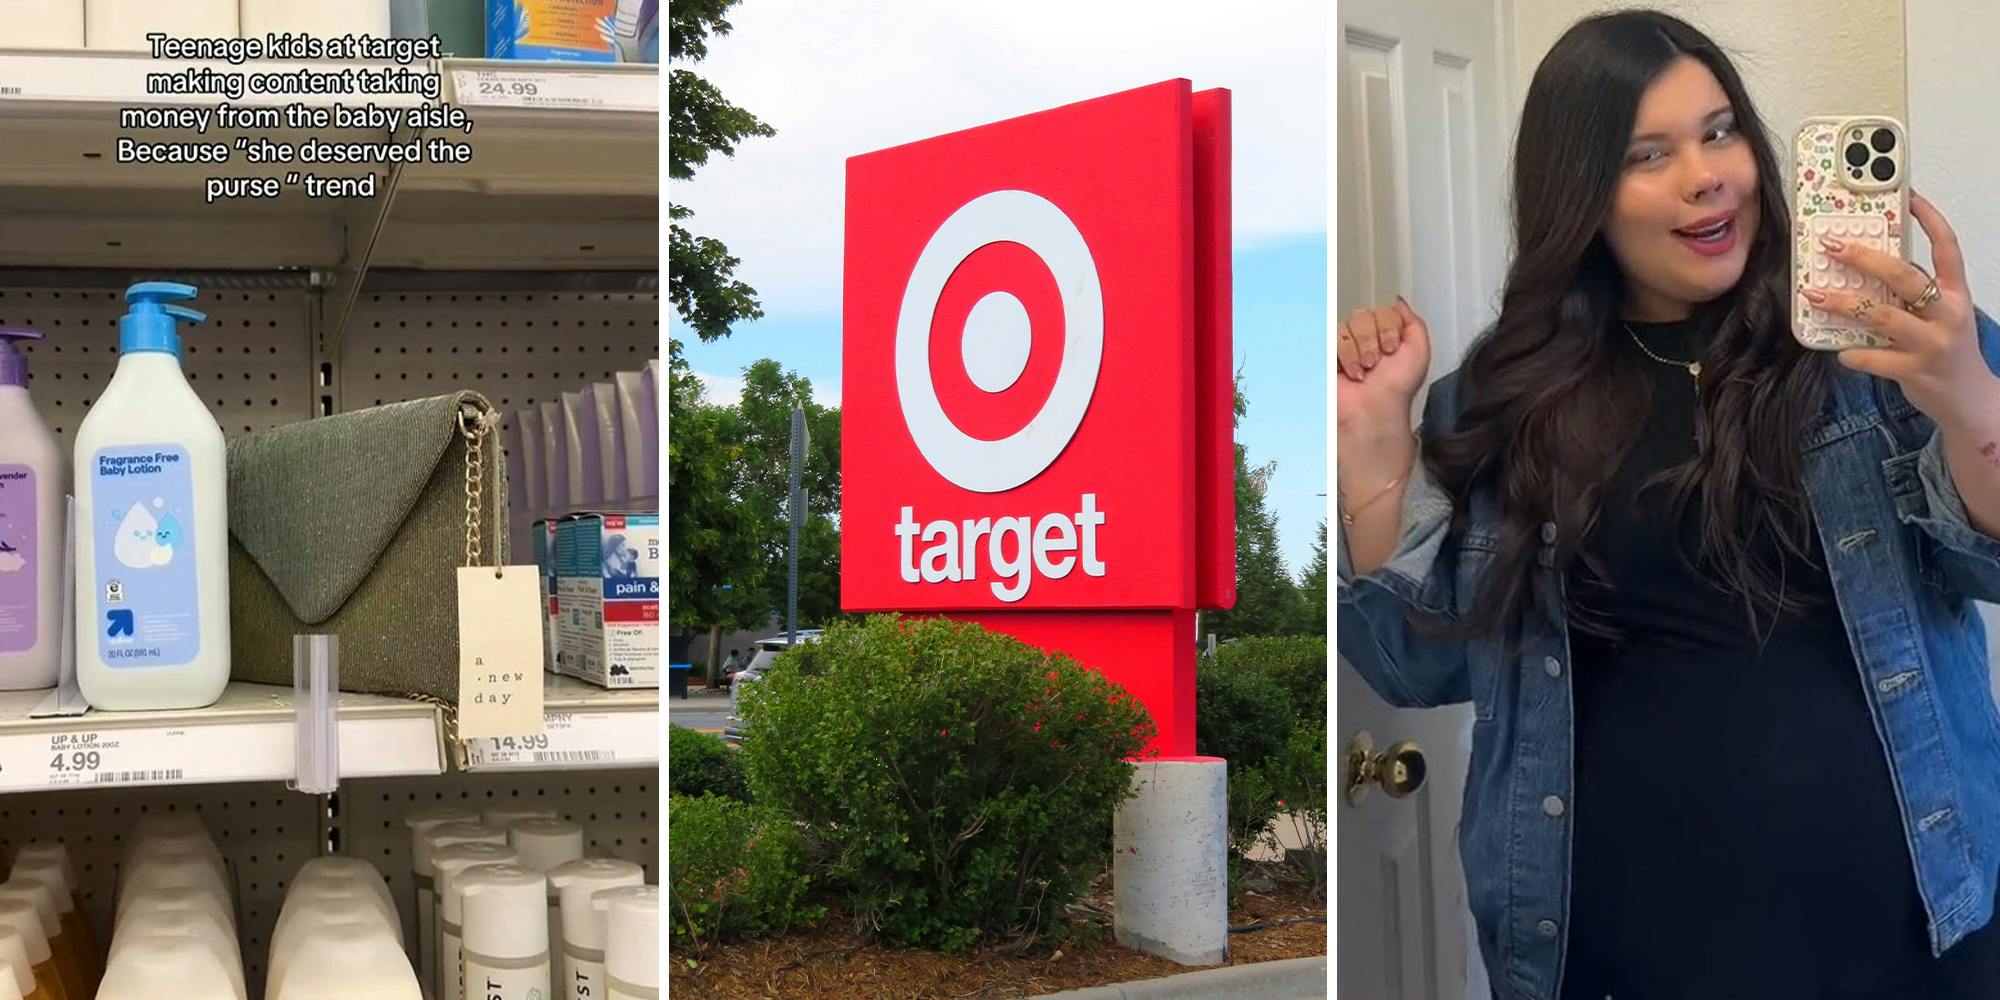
[
  {"xmin": 960, "ymin": 291, "xmax": 1032, "ymax": 393},
  {"xmin": 894, "ymin": 190, "xmax": 1103, "ymax": 493}
]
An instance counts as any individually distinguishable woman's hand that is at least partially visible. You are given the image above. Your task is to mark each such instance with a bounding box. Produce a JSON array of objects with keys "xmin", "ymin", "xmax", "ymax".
[
  {"xmin": 1803, "ymin": 192, "xmax": 2000, "ymax": 429},
  {"xmin": 1336, "ymin": 298, "xmax": 1433, "ymax": 435}
]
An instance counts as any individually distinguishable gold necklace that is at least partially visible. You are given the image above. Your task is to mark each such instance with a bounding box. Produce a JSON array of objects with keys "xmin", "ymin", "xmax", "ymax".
[{"xmin": 1623, "ymin": 323, "xmax": 1702, "ymax": 391}]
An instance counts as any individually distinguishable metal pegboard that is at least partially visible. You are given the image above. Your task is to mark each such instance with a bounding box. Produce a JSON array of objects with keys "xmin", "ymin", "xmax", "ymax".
[
  {"xmin": 0, "ymin": 781, "xmax": 326, "ymax": 992},
  {"xmin": 339, "ymin": 771, "xmax": 658, "ymax": 958},
  {"xmin": 338, "ymin": 291, "xmax": 659, "ymax": 413},
  {"xmin": 0, "ymin": 287, "xmax": 318, "ymax": 440}
]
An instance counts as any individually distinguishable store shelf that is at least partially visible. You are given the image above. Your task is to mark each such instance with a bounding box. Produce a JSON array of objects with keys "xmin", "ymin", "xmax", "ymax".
[
  {"xmin": 0, "ymin": 47, "xmax": 412, "ymax": 272},
  {"xmin": 0, "ymin": 49, "xmax": 659, "ymax": 341},
  {"xmin": 0, "ymin": 681, "xmax": 445, "ymax": 793},
  {"xmin": 460, "ymin": 673, "xmax": 657, "ymax": 772}
]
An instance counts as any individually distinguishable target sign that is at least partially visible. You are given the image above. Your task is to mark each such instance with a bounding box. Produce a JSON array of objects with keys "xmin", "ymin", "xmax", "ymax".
[
  {"xmin": 842, "ymin": 80, "xmax": 1232, "ymax": 755},
  {"xmin": 842, "ymin": 79, "xmax": 1215, "ymax": 613}
]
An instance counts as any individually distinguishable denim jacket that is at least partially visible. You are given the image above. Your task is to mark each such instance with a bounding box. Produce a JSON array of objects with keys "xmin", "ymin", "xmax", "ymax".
[{"xmin": 1337, "ymin": 312, "xmax": 2000, "ymax": 1000}]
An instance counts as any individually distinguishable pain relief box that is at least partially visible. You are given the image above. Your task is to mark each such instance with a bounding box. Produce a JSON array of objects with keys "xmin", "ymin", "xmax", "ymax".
[
  {"xmin": 489, "ymin": 0, "xmax": 657, "ymax": 63},
  {"xmin": 555, "ymin": 512, "xmax": 659, "ymax": 688},
  {"xmin": 532, "ymin": 518, "xmax": 560, "ymax": 674}
]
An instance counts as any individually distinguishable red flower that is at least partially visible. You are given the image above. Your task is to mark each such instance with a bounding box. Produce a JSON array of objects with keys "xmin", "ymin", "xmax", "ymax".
[{"xmin": 1805, "ymin": 169, "xmax": 1816, "ymax": 181}]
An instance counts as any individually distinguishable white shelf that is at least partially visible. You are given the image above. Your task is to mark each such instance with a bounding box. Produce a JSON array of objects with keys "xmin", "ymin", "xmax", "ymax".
[
  {"xmin": 460, "ymin": 673, "xmax": 656, "ymax": 772},
  {"xmin": 0, "ymin": 48, "xmax": 658, "ymax": 337},
  {"xmin": 0, "ymin": 681, "xmax": 445, "ymax": 793}
]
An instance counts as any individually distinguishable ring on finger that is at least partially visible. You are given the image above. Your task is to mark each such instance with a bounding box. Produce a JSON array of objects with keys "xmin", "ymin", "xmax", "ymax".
[{"xmin": 1908, "ymin": 275, "xmax": 1943, "ymax": 312}]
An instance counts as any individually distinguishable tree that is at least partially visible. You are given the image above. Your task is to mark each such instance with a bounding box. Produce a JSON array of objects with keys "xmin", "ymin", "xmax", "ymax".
[
  {"xmin": 668, "ymin": 0, "xmax": 775, "ymax": 342},
  {"xmin": 666, "ymin": 1, "xmax": 781, "ymax": 679},
  {"xmin": 732, "ymin": 360, "xmax": 843, "ymax": 630},
  {"xmin": 1300, "ymin": 520, "xmax": 1328, "ymax": 637},
  {"xmin": 666, "ymin": 349, "xmax": 843, "ymax": 684},
  {"xmin": 667, "ymin": 343, "xmax": 769, "ymax": 681},
  {"xmin": 1204, "ymin": 374, "xmax": 1309, "ymax": 639}
]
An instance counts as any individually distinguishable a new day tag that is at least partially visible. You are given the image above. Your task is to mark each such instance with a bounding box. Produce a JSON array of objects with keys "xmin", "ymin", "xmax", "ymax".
[{"xmin": 456, "ymin": 565, "xmax": 545, "ymax": 738}]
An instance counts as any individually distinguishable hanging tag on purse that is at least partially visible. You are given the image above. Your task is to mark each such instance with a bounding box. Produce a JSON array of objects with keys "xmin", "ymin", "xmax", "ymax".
[{"xmin": 456, "ymin": 565, "xmax": 545, "ymax": 738}]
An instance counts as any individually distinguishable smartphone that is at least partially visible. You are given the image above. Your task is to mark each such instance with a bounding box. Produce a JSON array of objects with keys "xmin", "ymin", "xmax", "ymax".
[{"xmin": 1792, "ymin": 116, "xmax": 1910, "ymax": 351}]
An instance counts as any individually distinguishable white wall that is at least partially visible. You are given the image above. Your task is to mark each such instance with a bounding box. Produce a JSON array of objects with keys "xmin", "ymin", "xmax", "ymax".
[
  {"xmin": 1511, "ymin": 0, "xmax": 1906, "ymax": 180},
  {"xmin": 1906, "ymin": 0, "xmax": 2000, "ymax": 674}
]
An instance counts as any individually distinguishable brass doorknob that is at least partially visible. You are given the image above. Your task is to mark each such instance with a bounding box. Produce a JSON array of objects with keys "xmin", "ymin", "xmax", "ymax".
[{"xmin": 1344, "ymin": 730, "xmax": 1427, "ymax": 806}]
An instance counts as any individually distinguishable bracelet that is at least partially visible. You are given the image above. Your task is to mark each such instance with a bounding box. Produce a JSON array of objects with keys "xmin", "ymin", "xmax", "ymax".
[
  {"xmin": 1339, "ymin": 474, "xmax": 1405, "ymax": 527},
  {"xmin": 1338, "ymin": 430, "xmax": 1421, "ymax": 527}
]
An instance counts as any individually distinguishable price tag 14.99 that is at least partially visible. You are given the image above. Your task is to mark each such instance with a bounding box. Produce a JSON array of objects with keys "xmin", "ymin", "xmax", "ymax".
[{"xmin": 464, "ymin": 711, "xmax": 655, "ymax": 769}]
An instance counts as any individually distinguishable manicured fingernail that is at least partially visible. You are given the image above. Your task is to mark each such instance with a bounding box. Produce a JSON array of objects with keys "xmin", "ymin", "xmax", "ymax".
[
  {"xmin": 1819, "ymin": 235, "xmax": 1845, "ymax": 252},
  {"xmin": 1803, "ymin": 289, "xmax": 1826, "ymax": 304}
]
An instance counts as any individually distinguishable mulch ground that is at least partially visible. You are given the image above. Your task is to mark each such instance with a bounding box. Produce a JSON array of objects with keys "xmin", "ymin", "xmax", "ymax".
[{"xmin": 671, "ymin": 866, "xmax": 1326, "ymax": 999}]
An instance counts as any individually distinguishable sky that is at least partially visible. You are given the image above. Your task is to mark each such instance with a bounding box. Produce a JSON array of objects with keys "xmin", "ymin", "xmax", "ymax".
[{"xmin": 670, "ymin": 0, "xmax": 1328, "ymax": 574}]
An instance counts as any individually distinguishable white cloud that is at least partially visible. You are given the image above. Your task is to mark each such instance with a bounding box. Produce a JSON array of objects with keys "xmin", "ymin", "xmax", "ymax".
[
  {"xmin": 670, "ymin": 0, "xmax": 1328, "ymax": 319},
  {"xmin": 694, "ymin": 371, "xmax": 745, "ymax": 405}
]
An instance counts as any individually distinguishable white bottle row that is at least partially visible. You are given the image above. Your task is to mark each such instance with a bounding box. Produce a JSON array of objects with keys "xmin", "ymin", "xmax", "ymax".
[{"xmin": 0, "ymin": 803, "xmax": 658, "ymax": 999}]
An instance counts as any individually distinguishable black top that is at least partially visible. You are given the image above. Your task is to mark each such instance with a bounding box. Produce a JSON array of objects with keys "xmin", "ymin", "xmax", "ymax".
[{"xmin": 1557, "ymin": 318, "xmax": 2000, "ymax": 999}]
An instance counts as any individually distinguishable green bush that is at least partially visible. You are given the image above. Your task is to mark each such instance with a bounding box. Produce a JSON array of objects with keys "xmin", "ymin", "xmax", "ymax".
[
  {"xmin": 668, "ymin": 724, "xmax": 749, "ymax": 801},
  {"xmin": 1266, "ymin": 720, "xmax": 1329, "ymax": 892},
  {"xmin": 1226, "ymin": 761, "xmax": 1281, "ymax": 864},
  {"xmin": 1195, "ymin": 656, "xmax": 1295, "ymax": 769},
  {"xmin": 740, "ymin": 615, "xmax": 1153, "ymax": 952},
  {"xmin": 1198, "ymin": 637, "xmax": 1329, "ymax": 873},
  {"xmin": 1211, "ymin": 635, "xmax": 1327, "ymax": 724},
  {"xmin": 666, "ymin": 793, "xmax": 822, "ymax": 954}
]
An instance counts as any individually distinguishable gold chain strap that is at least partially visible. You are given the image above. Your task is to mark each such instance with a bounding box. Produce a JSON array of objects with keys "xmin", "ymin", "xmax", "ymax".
[
  {"xmin": 433, "ymin": 400, "xmax": 498, "ymax": 771},
  {"xmin": 458, "ymin": 404, "xmax": 494, "ymax": 569}
]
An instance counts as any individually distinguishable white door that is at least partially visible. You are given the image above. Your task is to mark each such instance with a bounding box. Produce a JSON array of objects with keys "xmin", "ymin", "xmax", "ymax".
[
  {"xmin": 1905, "ymin": 0, "xmax": 2000, "ymax": 687},
  {"xmin": 1336, "ymin": 0, "xmax": 1511, "ymax": 997}
]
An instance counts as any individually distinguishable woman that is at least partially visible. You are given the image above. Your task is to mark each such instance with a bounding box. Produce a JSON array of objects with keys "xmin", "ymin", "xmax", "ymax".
[{"xmin": 1337, "ymin": 10, "xmax": 2000, "ymax": 999}]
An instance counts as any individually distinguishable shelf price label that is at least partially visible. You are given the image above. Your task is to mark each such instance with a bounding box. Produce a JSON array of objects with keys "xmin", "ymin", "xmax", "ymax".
[
  {"xmin": 463, "ymin": 711, "xmax": 655, "ymax": 769},
  {"xmin": 0, "ymin": 725, "xmax": 281, "ymax": 792},
  {"xmin": 449, "ymin": 69, "xmax": 657, "ymax": 113},
  {"xmin": 18, "ymin": 730, "xmax": 188, "ymax": 788}
]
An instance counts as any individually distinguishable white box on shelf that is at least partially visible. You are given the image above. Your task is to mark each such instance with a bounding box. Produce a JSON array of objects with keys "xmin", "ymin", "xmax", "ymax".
[{"xmin": 555, "ymin": 513, "xmax": 657, "ymax": 689}]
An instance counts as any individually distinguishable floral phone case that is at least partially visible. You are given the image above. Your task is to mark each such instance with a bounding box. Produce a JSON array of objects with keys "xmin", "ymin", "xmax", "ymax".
[{"xmin": 1793, "ymin": 116, "xmax": 1910, "ymax": 351}]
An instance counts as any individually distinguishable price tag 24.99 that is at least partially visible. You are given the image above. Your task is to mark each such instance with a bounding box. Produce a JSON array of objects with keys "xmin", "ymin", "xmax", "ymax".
[{"xmin": 456, "ymin": 566, "xmax": 545, "ymax": 739}]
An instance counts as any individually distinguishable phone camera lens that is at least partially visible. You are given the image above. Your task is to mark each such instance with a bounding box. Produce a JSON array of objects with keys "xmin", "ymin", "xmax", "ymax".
[
  {"xmin": 1851, "ymin": 166, "xmax": 1866, "ymax": 180},
  {"xmin": 1871, "ymin": 128, "xmax": 1897, "ymax": 153},
  {"xmin": 1846, "ymin": 143, "xmax": 1871, "ymax": 167},
  {"xmin": 1870, "ymin": 156, "xmax": 1896, "ymax": 182}
]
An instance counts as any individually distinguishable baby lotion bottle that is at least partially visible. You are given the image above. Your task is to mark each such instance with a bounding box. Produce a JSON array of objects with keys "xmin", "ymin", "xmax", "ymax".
[
  {"xmin": 0, "ymin": 330, "xmax": 65, "ymax": 691},
  {"xmin": 75, "ymin": 283, "xmax": 230, "ymax": 711}
]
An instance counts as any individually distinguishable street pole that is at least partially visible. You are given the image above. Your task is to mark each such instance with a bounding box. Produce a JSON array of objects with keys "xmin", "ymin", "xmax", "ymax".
[{"xmin": 787, "ymin": 404, "xmax": 808, "ymax": 645}]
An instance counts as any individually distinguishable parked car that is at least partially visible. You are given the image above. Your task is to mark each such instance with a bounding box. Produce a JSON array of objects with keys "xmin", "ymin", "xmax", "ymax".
[{"xmin": 723, "ymin": 629, "xmax": 823, "ymax": 745}]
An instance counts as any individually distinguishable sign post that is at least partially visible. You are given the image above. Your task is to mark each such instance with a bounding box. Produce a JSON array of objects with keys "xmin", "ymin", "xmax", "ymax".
[{"xmin": 841, "ymin": 79, "xmax": 1236, "ymax": 965}]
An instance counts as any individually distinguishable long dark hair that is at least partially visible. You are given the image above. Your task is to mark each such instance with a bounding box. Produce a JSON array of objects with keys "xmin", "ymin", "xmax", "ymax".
[{"xmin": 1428, "ymin": 9, "xmax": 1832, "ymax": 641}]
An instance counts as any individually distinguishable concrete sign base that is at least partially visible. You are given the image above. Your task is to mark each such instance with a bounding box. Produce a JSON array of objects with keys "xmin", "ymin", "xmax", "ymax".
[{"xmin": 1113, "ymin": 756, "xmax": 1228, "ymax": 966}]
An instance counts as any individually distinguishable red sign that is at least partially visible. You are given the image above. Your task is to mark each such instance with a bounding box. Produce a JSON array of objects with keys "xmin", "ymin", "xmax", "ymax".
[{"xmin": 842, "ymin": 80, "xmax": 1232, "ymax": 757}]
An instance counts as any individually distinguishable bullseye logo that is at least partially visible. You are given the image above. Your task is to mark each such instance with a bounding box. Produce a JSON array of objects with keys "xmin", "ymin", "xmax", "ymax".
[
  {"xmin": 894, "ymin": 189, "xmax": 1103, "ymax": 493},
  {"xmin": 843, "ymin": 78, "xmax": 1207, "ymax": 614}
]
